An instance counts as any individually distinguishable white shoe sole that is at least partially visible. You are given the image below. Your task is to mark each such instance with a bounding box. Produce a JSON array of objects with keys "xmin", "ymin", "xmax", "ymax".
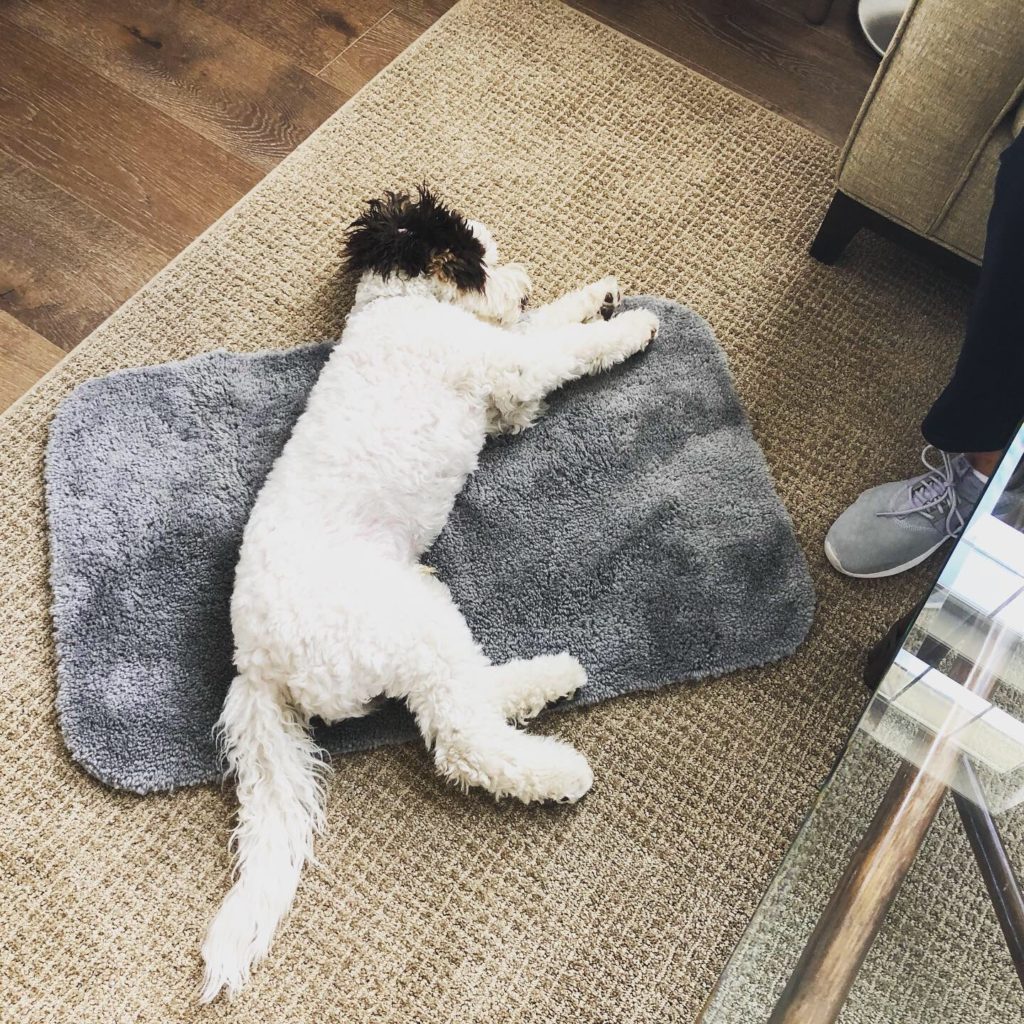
[{"xmin": 823, "ymin": 536, "xmax": 949, "ymax": 579}]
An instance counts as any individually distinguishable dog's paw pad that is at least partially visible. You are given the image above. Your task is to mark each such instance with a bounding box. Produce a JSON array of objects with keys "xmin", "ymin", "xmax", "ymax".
[{"xmin": 593, "ymin": 276, "xmax": 621, "ymax": 320}]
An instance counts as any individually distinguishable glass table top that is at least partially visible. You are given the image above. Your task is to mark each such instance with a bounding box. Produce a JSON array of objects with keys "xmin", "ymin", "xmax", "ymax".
[{"xmin": 700, "ymin": 426, "xmax": 1024, "ymax": 1024}]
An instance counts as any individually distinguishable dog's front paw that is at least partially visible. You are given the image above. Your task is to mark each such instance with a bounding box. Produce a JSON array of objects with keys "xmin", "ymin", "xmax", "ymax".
[
  {"xmin": 620, "ymin": 308, "xmax": 659, "ymax": 350},
  {"xmin": 593, "ymin": 275, "xmax": 622, "ymax": 320},
  {"xmin": 574, "ymin": 275, "xmax": 621, "ymax": 322}
]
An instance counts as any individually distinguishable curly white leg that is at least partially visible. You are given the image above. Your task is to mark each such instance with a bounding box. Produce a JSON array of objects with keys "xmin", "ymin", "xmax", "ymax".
[
  {"xmin": 433, "ymin": 719, "xmax": 594, "ymax": 804},
  {"xmin": 488, "ymin": 307, "xmax": 660, "ymax": 433},
  {"xmin": 515, "ymin": 275, "xmax": 622, "ymax": 332},
  {"xmin": 402, "ymin": 665, "xmax": 592, "ymax": 804},
  {"xmin": 489, "ymin": 653, "xmax": 587, "ymax": 723}
]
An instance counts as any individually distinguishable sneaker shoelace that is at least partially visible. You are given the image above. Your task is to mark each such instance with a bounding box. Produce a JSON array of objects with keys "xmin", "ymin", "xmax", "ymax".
[{"xmin": 876, "ymin": 445, "xmax": 967, "ymax": 539}]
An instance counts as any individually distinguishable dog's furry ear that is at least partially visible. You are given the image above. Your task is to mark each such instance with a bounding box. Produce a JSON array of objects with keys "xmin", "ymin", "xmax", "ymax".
[{"xmin": 342, "ymin": 186, "xmax": 487, "ymax": 291}]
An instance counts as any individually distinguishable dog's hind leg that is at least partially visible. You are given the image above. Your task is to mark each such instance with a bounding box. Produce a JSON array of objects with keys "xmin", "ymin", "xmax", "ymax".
[
  {"xmin": 488, "ymin": 653, "xmax": 587, "ymax": 724},
  {"xmin": 387, "ymin": 576, "xmax": 592, "ymax": 803},
  {"xmin": 408, "ymin": 671, "xmax": 593, "ymax": 804}
]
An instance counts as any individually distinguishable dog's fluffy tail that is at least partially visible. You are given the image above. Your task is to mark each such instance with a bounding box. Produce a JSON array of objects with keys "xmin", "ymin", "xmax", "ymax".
[{"xmin": 199, "ymin": 675, "xmax": 327, "ymax": 1003}]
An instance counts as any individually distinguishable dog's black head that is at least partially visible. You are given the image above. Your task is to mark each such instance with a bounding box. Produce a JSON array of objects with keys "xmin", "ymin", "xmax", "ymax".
[{"xmin": 342, "ymin": 186, "xmax": 487, "ymax": 292}]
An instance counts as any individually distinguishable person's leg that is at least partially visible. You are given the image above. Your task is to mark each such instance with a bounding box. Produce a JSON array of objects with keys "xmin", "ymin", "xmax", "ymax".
[
  {"xmin": 965, "ymin": 449, "xmax": 1004, "ymax": 477},
  {"xmin": 825, "ymin": 132, "xmax": 1024, "ymax": 579},
  {"xmin": 921, "ymin": 130, "xmax": 1024, "ymax": 464}
]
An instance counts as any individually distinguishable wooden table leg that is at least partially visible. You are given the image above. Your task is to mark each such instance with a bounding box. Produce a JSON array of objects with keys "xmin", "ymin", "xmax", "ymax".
[{"xmin": 766, "ymin": 762, "xmax": 948, "ymax": 1023}]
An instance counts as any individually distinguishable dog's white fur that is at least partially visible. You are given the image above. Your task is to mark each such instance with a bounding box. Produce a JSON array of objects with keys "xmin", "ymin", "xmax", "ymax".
[{"xmin": 199, "ymin": 219, "xmax": 658, "ymax": 1001}]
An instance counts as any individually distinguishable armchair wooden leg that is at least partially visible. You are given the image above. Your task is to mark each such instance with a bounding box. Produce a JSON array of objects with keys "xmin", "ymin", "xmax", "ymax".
[{"xmin": 810, "ymin": 191, "xmax": 866, "ymax": 264}]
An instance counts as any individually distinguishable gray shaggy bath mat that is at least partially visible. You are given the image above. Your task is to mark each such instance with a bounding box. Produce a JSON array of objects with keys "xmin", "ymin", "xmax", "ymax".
[{"xmin": 46, "ymin": 297, "xmax": 814, "ymax": 794}]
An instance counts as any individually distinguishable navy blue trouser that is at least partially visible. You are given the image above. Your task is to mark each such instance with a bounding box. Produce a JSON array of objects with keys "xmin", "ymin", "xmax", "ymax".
[{"xmin": 921, "ymin": 129, "xmax": 1024, "ymax": 453}]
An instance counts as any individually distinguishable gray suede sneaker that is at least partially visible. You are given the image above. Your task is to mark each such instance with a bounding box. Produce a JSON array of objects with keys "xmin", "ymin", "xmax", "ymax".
[{"xmin": 825, "ymin": 447, "xmax": 986, "ymax": 579}]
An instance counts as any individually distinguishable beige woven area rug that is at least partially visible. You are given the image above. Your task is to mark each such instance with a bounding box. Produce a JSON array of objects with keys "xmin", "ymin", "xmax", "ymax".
[{"xmin": 3, "ymin": 1, "xmax": 1018, "ymax": 1021}]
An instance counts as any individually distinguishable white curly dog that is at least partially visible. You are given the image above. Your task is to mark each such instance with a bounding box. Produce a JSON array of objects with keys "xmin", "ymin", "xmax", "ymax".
[{"xmin": 200, "ymin": 187, "xmax": 658, "ymax": 1000}]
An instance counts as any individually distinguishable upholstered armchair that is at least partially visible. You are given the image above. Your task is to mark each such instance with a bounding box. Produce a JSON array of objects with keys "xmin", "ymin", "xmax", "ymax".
[{"xmin": 811, "ymin": 0, "xmax": 1024, "ymax": 270}]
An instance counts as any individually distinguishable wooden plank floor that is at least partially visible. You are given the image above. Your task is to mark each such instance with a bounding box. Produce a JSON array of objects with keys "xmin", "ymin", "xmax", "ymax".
[
  {"xmin": 568, "ymin": 0, "xmax": 878, "ymax": 146},
  {"xmin": 0, "ymin": 0, "xmax": 878, "ymax": 411}
]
